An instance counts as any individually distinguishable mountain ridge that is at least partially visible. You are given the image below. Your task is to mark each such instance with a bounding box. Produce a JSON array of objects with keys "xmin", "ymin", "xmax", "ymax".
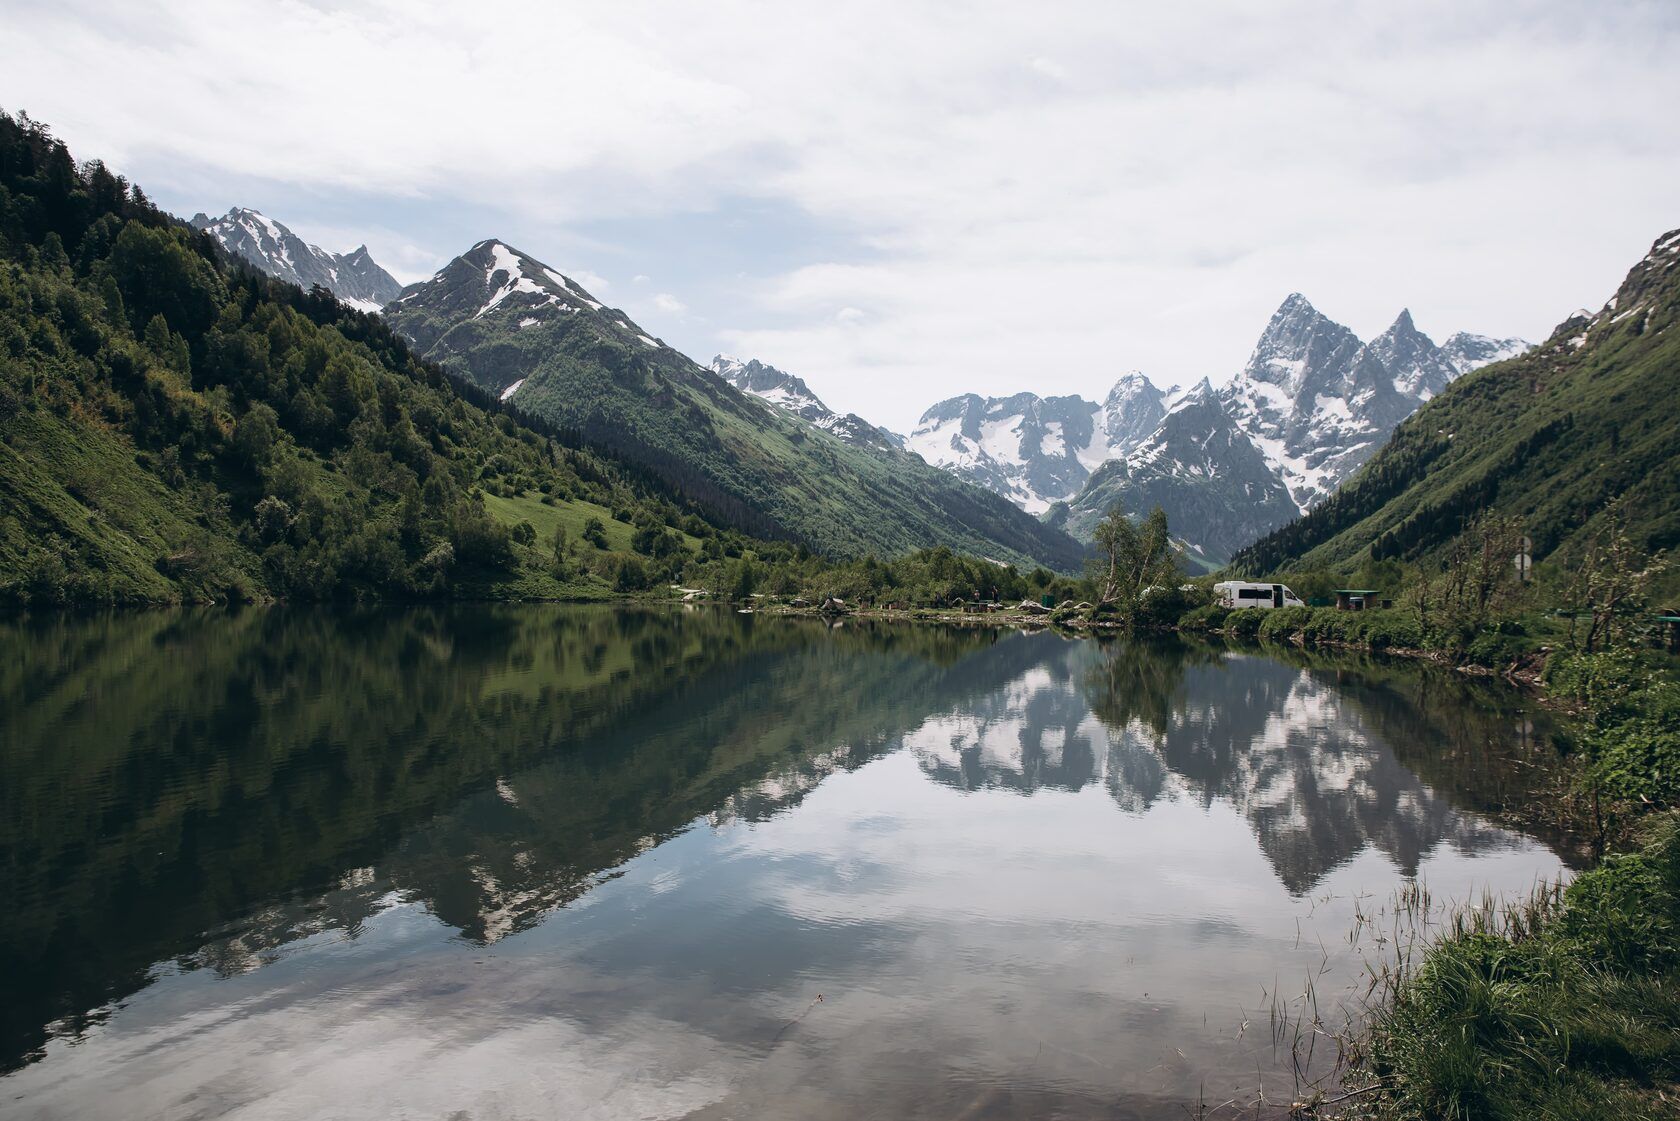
[
  {"xmin": 898, "ymin": 296, "xmax": 1528, "ymax": 560},
  {"xmin": 709, "ymin": 355, "xmax": 904, "ymax": 452},
  {"xmin": 189, "ymin": 207, "xmax": 402, "ymax": 312},
  {"xmin": 1230, "ymin": 227, "xmax": 1680, "ymax": 575},
  {"xmin": 381, "ymin": 240, "xmax": 1088, "ymax": 570}
]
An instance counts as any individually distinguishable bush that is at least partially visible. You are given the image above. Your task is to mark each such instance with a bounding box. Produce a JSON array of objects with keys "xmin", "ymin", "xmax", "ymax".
[
  {"xmin": 1179, "ymin": 604, "xmax": 1229, "ymax": 631},
  {"xmin": 1359, "ymin": 609, "xmax": 1425, "ymax": 651},
  {"xmin": 613, "ymin": 555, "xmax": 651, "ymax": 591},
  {"xmin": 1465, "ymin": 628, "xmax": 1530, "ymax": 667},
  {"xmin": 1589, "ymin": 714, "xmax": 1680, "ymax": 808},
  {"xmin": 1545, "ymin": 649, "xmax": 1645, "ymax": 714},
  {"xmin": 1257, "ymin": 605, "xmax": 1313, "ymax": 643},
  {"xmin": 1224, "ymin": 608, "xmax": 1266, "ymax": 638},
  {"xmin": 1137, "ymin": 583, "xmax": 1201, "ymax": 627},
  {"xmin": 1559, "ymin": 820, "xmax": 1680, "ymax": 970}
]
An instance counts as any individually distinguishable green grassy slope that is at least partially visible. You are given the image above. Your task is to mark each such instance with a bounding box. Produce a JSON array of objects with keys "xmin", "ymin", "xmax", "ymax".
[
  {"xmin": 0, "ymin": 112, "xmax": 775, "ymax": 604},
  {"xmin": 1232, "ymin": 229, "xmax": 1680, "ymax": 575},
  {"xmin": 383, "ymin": 242, "xmax": 1087, "ymax": 571}
]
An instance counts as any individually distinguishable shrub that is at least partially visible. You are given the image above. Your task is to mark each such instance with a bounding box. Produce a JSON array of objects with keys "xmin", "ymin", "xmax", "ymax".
[
  {"xmin": 1257, "ymin": 605, "xmax": 1313, "ymax": 643},
  {"xmin": 1365, "ymin": 815, "xmax": 1680, "ymax": 1121},
  {"xmin": 1224, "ymin": 608, "xmax": 1266, "ymax": 638},
  {"xmin": 1179, "ymin": 604, "xmax": 1229, "ymax": 631},
  {"xmin": 1544, "ymin": 649, "xmax": 1645, "ymax": 714},
  {"xmin": 1560, "ymin": 817, "xmax": 1680, "ymax": 970},
  {"xmin": 1360, "ymin": 609, "xmax": 1424, "ymax": 651},
  {"xmin": 1589, "ymin": 715, "xmax": 1680, "ymax": 807},
  {"xmin": 1137, "ymin": 583, "xmax": 1202, "ymax": 627},
  {"xmin": 1465, "ymin": 629, "xmax": 1529, "ymax": 667},
  {"xmin": 613, "ymin": 555, "xmax": 651, "ymax": 591}
]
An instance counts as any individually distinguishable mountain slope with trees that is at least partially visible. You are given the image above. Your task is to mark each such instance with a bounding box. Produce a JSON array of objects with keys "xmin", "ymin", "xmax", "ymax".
[
  {"xmin": 1232, "ymin": 228, "xmax": 1680, "ymax": 575},
  {"xmin": 382, "ymin": 241, "xmax": 1086, "ymax": 571},
  {"xmin": 0, "ymin": 112, "xmax": 820, "ymax": 604}
]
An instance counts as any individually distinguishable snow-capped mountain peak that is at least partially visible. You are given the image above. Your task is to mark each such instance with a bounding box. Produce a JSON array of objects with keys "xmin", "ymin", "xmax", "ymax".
[
  {"xmin": 1219, "ymin": 295, "xmax": 1529, "ymax": 512},
  {"xmin": 1440, "ymin": 331, "xmax": 1530, "ymax": 374},
  {"xmin": 1358, "ymin": 307, "xmax": 1458, "ymax": 401},
  {"xmin": 458, "ymin": 238, "xmax": 613, "ymax": 321},
  {"xmin": 709, "ymin": 355, "xmax": 902, "ymax": 452},
  {"xmin": 906, "ymin": 374, "xmax": 1169, "ymax": 514},
  {"xmin": 380, "ymin": 241, "xmax": 672, "ymax": 396},
  {"xmin": 916, "ymin": 293, "xmax": 1533, "ymax": 561},
  {"xmin": 1238, "ymin": 292, "xmax": 1363, "ymax": 397},
  {"xmin": 189, "ymin": 207, "xmax": 402, "ymax": 313},
  {"xmin": 710, "ymin": 355, "xmax": 830, "ymax": 418}
]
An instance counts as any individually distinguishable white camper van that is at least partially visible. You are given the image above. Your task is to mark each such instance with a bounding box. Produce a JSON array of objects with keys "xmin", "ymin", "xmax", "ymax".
[{"xmin": 1214, "ymin": 581, "xmax": 1306, "ymax": 610}]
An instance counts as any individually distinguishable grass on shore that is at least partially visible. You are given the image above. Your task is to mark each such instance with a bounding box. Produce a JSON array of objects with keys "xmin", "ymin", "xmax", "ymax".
[{"xmin": 1343, "ymin": 814, "xmax": 1680, "ymax": 1121}]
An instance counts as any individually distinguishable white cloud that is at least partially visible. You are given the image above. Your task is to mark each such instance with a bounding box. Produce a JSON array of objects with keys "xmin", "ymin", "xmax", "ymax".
[
  {"xmin": 652, "ymin": 292, "xmax": 687, "ymax": 314},
  {"xmin": 570, "ymin": 269, "xmax": 612, "ymax": 294},
  {"xmin": 4, "ymin": 0, "xmax": 1677, "ymax": 431}
]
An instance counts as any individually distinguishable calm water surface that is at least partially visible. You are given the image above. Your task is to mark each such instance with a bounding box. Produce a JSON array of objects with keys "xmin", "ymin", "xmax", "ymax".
[{"xmin": 0, "ymin": 606, "xmax": 1576, "ymax": 1120}]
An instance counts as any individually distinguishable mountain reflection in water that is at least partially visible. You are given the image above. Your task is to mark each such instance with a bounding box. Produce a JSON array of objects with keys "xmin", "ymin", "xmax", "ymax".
[{"xmin": 0, "ymin": 607, "xmax": 1573, "ymax": 1120}]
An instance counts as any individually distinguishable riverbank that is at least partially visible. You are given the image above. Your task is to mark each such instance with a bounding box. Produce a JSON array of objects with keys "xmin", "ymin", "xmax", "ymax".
[
  {"xmin": 1316, "ymin": 645, "xmax": 1680, "ymax": 1121},
  {"xmin": 754, "ymin": 597, "xmax": 1551, "ymax": 681}
]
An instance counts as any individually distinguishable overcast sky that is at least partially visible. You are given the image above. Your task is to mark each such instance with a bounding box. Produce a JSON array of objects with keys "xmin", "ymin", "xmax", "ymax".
[{"xmin": 4, "ymin": 0, "xmax": 1678, "ymax": 431}]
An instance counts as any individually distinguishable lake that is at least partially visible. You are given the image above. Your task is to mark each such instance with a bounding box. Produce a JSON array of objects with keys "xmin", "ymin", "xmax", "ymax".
[{"xmin": 0, "ymin": 606, "xmax": 1576, "ymax": 1120}]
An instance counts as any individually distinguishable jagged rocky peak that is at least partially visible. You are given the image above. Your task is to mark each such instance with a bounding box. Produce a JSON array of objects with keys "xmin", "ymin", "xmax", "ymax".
[
  {"xmin": 906, "ymin": 374, "xmax": 1170, "ymax": 515},
  {"xmin": 1239, "ymin": 292, "xmax": 1363, "ymax": 395},
  {"xmin": 455, "ymin": 238, "xmax": 607, "ymax": 314},
  {"xmin": 190, "ymin": 207, "xmax": 402, "ymax": 312},
  {"xmin": 710, "ymin": 355, "xmax": 831, "ymax": 421},
  {"xmin": 1575, "ymin": 227, "xmax": 1680, "ymax": 341},
  {"xmin": 708, "ymin": 354, "xmax": 903, "ymax": 452},
  {"xmin": 1440, "ymin": 332, "xmax": 1532, "ymax": 374},
  {"xmin": 905, "ymin": 289, "xmax": 1531, "ymax": 561},
  {"xmin": 382, "ymin": 239, "xmax": 672, "ymax": 388},
  {"xmin": 1100, "ymin": 372, "xmax": 1167, "ymax": 449},
  {"xmin": 916, "ymin": 392, "xmax": 987, "ymax": 428},
  {"xmin": 389, "ymin": 239, "xmax": 663, "ymax": 343},
  {"xmin": 1358, "ymin": 308, "xmax": 1458, "ymax": 400}
]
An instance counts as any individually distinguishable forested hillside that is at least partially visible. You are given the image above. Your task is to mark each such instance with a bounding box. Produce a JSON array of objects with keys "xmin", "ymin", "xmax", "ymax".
[
  {"xmin": 1232, "ymin": 228, "xmax": 1680, "ymax": 575},
  {"xmin": 382, "ymin": 241, "xmax": 1087, "ymax": 571},
  {"xmin": 0, "ymin": 112, "xmax": 789, "ymax": 604}
]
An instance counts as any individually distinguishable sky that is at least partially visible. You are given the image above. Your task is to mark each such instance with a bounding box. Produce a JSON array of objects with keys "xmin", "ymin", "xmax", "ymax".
[{"xmin": 3, "ymin": 0, "xmax": 1678, "ymax": 432}]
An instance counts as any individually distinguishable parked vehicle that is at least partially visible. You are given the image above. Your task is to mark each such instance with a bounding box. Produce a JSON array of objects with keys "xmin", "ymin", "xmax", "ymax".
[{"xmin": 1213, "ymin": 581, "xmax": 1306, "ymax": 610}]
